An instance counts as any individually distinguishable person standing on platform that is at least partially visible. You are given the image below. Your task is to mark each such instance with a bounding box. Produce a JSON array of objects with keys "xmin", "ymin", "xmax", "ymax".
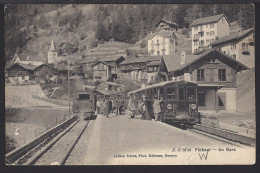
[
  {"xmin": 141, "ymin": 95, "xmax": 151, "ymax": 120},
  {"xmin": 153, "ymin": 96, "xmax": 163, "ymax": 121},
  {"xmin": 104, "ymin": 97, "xmax": 110, "ymax": 118},
  {"xmin": 96, "ymin": 98, "xmax": 102, "ymax": 115},
  {"xmin": 128, "ymin": 96, "xmax": 136, "ymax": 118}
]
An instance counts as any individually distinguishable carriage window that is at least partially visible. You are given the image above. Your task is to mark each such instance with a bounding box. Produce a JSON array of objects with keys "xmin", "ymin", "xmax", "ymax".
[
  {"xmin": 179, "ymin": 87, "xmax": 185, "ymax": 100},
  {"xmin": 159, "ymin": 87, "xmax": 164, "ymax": 99},
  {"xmin": 187, "ymin": 87, "xmax": 196, "ymax": 100},
  {"xmin": 78, "ymin": 94, "xmax": 90, "ymax": 100},
  {"xmin": 166, "ymin": 87, "xmax": 176, "ymax": 100}
]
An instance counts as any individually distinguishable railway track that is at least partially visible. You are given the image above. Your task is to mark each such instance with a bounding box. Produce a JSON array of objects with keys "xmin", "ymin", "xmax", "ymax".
[
  {"xmin": 32, "ymin": 120, "xmax": 90, "ymax": 165},
  {"xmin": 5, "ymin": 115, "xmax": 91, "ymax": 165},
  {"xmin": 184, "ymin": 123, "xmax": 255, "ymax": 147}
]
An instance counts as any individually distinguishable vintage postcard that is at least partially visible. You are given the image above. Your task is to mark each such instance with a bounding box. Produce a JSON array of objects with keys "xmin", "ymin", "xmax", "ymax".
[{"xmin": 5, "ymin": 4, "xmax": 255, "ymax": 165}]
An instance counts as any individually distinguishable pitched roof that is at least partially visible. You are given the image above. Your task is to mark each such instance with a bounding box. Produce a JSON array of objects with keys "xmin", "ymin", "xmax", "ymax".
[
  {"xmin": 14, "ymin": 54, "xmax": 46, "ymax": 62},
  {"xmin": 164, "ymin": 49, "xmax": 249, "ymax": 73},
  {"xmin": 211, "ymin": 28, "xmax": 254, "ymax": 46},
  {"xmin": 154, "ymin": 19, "xmax": 178, "ymax": 28},
  {"xmin": 190, "ymin": 14, "xmax": 226, "ymax": 27},
  {"xmin": 104, "ymin": 81, "xmax": 121, "ymax": 87},
  {"xmin": 147, "ymin": 31, "xmax": 176, "ymax": 40},
  {"xmin": 146, "ymin": 60, "xmax": 161, "ymax": 66},
  {"xmin": 14, "ymin": 54, "xmax": 29, "ymax": 61},
  {"xmin": 6, "ymin": 63, "xmax": 42, "ymax": 71},
  {"xmin": 162, "ymin": 54, "xmax": 198, "ymax": 72},
  {"xmin": 99, "ymin": 55, "xmax": 125, "ymax": 62},
  {"xmin": 80, "ymin": 57, "xmax": 99, "ymax": 64},
  {"xmin": 120, "ymin": 56, "xmax": 162, "ymax": 65}
]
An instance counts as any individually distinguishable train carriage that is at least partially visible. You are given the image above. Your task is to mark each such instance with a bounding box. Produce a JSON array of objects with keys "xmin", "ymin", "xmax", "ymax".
[
  {"xmin": 72, "ymin": 92, "xmax": 96, "ymax": 120},
  {"xmin": 128, "ymin": 80, "xmax": 199, "ymax": 124}
]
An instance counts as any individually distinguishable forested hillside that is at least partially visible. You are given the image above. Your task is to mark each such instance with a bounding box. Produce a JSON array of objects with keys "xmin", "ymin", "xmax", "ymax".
[{"xmin": 4, "ymin": 4, "xmax": 254, "ymax": 62}]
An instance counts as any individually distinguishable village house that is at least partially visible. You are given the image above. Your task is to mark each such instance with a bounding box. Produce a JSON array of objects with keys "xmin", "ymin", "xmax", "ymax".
[
  {"xmin": 154, "ymin": 19, "xmax": 178, "ymax": 32},
  {"xmin": 6, "ymin": 63, "xmax": 47, "ymax": 84},
  {"xmin": 79, "ymin": 57, "xmax": 99, "ymax": 78},
  {"xmin": 160, "ymin": 49, "xmax": 248, "ymax": 112},
  {"xmin": 119, "ymin": 56, "xmax": 161, "ymax": 81},
  {"xmin": 190, "ymin": 14, "xmax": 230, "ymax": 53},
  {"xmin": 92, "ymin": 61, "xmax": 112, "ymax": 82},
  {"xmin": 12, "ymin": 54, "xmax": 45, "ymax": 66},
  {"xmin": 210, "ymin": 28, "xmax": 254, "ymax": 68}
]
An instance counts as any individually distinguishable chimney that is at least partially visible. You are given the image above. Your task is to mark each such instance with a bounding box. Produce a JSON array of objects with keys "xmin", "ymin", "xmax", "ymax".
[{"xmin": 180, "ymin": 51, "xmax": 186, "ymax": 65}]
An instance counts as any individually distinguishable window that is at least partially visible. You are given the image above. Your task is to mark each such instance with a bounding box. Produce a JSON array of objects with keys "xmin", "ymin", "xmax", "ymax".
[
  {"xmin": 210, "ymin": 24, "xmax": 214, "ymax": 28},
  {"xmin": 198, "ymin": 92, "xmax": 206, "ymax": 106},
  {"xmin": 166, "ymin": 87, "xmax": 176, "ymax": 100},
  {"xmin": 206, "ymin": 32, "xmax": 209, "ymax": 35},
  {"xmin": 206, "ymin": 39, "xmax": 209, "ymax": 43},
  {"xmin": 78, "ymin": 94, "xmax": 90, "ymax": 100},
  {"xmin": 201, "ymin": 32, "xmax": 204, "ymax": 37},
  {"xmin": 223, "ymin": 51, "xmax": 226, "ymax": 54},
  {"xmin": 232, "ymin": 54, "xmax": 236, "ymax": 59},
  {"xmin": 22, "ymin": 76, "xmax": 25, "ymax": 80},
  {"xmin": 178, "ymin": 87, "xmax": 185, "ymax": 100},
  {"xmin": 219, "ymin": 97, "xmax": 224, "ymax": 106},
  {"xmin": 194, "ymin": 26, "xmax": 198, "ymax": 31},
  {"xmin": 200, "ymin": 40, "xmax": 204, "ymax": 47},
  {"xmin": 206, "ymin": 24, "xmax": 208, "ymax": 28},
  {"xmin": 218, "ymin": 69, "xmax": 226, "ymax": 81},
  {"xmin": 187, "ymin": 87, "xmax": 196, "ymax": 100},
  {"xmin": 157, "ymin": 51, "xmax": 160, "ymax": 55},
  {"xmin": 210, "ymin": 31, "xmax": 215, "ymax": 35},
  {"xmin": 231, "ymin": 44, "xmax": 236, "ymax": 50},
  {"xmin": 197, "ymin": 69, "xmax": 205, "ymax": 81},
  {"xmin": 194, "ymin": 41, "xmax": 198, "ymax": 46}
]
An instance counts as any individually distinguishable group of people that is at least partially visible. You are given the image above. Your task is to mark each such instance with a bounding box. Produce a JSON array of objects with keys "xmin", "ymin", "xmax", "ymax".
[
  {"xmin": 128, "ymin": 95, "xmax": 163, "ymax": 121},
  {"xmin": 96, "ymin": 96, "xmax": 123, "ymax": 117}
]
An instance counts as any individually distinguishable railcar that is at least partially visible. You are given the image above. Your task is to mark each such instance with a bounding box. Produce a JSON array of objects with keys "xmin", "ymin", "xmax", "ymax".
[
  {"xmin": 72, "ymin": 92, "xmax": 96, "ymax": 120},
  {"xmin": 128, "ymin": 80, "xmax": 199, "ymax": 124}
]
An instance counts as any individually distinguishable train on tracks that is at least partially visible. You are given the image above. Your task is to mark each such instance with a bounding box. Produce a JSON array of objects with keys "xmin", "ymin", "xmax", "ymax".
[
  {"xmin": 128, "ymin": 80, "xmax": 199, "ymax": 125},
  {"xmin": 72, "ymin": 92, "xmax": 96, "ymax": 120}
]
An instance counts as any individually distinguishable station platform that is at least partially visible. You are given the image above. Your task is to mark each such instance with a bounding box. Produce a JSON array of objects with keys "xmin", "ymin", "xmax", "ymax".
[{"xmin": 82, "ymin": 114, "xmax": 239, "ymax": 165}]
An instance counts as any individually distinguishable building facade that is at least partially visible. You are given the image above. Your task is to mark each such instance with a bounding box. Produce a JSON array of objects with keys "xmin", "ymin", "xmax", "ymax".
[
  {"xmin": 190, "ymin": 14, "xmax": 230, "ymax": 53},
  {"xmin": 92, "ymin": 61, "xmax": 111, "ymax": 82},
  {"xmin": 210, "ymin": 28, "xmax": 255, "ymax": 68},
  {"xmin": 160, "ymin": 49, "xmax": 248, "ymax": 112},
  {"xmin": 147, "ymin": 32, "xmax": 177, "ymax": 56}
]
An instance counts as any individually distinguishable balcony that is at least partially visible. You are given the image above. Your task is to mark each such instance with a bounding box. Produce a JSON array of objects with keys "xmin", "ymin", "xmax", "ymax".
[
  {"xmin": 193, "ymin": 34, "xmax": 200, "ymax": 41},
  {"xmin": 241, "ymin": 46, "xmax": 250, "ymax": 54}
]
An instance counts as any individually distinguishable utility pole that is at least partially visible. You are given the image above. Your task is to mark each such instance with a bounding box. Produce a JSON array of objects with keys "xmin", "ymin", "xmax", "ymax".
[{"xmin": 68, "ymin": 56, "xmax": 71, "ymax": 117}]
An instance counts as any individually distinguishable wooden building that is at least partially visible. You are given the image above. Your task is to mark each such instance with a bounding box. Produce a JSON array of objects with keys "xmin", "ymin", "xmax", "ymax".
[
  {"xmin": 6, "ymin": 63, "xmax": 46, "ymax": 84},
  {"xmin": 160, "ymin": 49, "xmax": 248, "ymax": 112},
  {"xmin": 119, "ymin": 56, "xmax": 161, "ymax": 81},
  {"xmin": 92, "ymin": 61, "xmax": 111, "ymax": 82}
]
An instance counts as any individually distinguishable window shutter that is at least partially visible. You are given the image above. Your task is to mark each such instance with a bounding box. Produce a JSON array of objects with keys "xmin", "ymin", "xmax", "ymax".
[
  {"xmin": 226, "ymin": 68, "xmax": 231, "ymax": 81},
  {"xmin": 231, "ymin": 69, "xmax": 236, "ymax": 82},
  {"xmin": 214, "ymin": 68, "xmax": 218, "ymax": 82},
  {"xmin": 205, "ymin": 69, "xmax": 210, "ymax": 82},
  {"xmin": 192, "ymin": 70, "xmax": 197, "ymax": 81}
]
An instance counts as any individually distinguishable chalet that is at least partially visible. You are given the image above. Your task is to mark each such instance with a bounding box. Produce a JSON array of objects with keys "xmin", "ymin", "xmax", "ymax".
[
  {"xmin": 210, "ymin": 28, "xmax": 254, "ymax": 68},
  {"xmin": 92, "ymin": 61, "xmax": 112, "ymax": 82},
  {"xmin": 119, "ymin": 56, "xmax": 161, "ymax": 81},
  {"xmin": 154, "ymin": 19, "xmax": 178, "ymax": 32},
  {"xmin": 160, "ymin": 49, "xmax": 248, "ymax": 112},
  {"xmin": 6, "ymin": 63, "xmax": 46, "ymax": 84},
  {"xmin": 99, "ymin": 55, "xmax": 125, "ymax": 80},
  {"xmin": 190, "ymin": 14, "xmax": 230, "ymax": 53},
  {"xmin": 12, "ymin": 54, "xmax": 45, "ymax": 66},
  {"xmin": 80, "ymin": 57, "xmax": 99, "ymax": 78},
  {"xmin": 146, "ymin": 60, "xmax": 161, "ymax": 82}
]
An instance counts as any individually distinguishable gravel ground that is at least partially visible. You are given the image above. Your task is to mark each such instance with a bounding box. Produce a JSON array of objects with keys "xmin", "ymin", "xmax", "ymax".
[
  {"xmin": 34, "ymin": 120, "xmax": 89, "ymax": 165},
  {"xmin": 65, "ymin": 120, "xmax": 95, "ymax": 165}
]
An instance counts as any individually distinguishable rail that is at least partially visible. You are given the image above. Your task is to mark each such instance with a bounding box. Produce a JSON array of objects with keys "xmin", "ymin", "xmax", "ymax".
[
  {"xmin": 6, "ymin": 115, "xmax": 78, "ymax": 164},
  {"xmin": 192, "ymin": 123, "xmax": 255, "ymax": 146}
]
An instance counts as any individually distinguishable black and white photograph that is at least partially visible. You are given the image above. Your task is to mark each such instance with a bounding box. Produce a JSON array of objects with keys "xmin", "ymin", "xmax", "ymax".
[{"xmin": 4, "ymin": 4, "xmax": 255, "ymax": 165}]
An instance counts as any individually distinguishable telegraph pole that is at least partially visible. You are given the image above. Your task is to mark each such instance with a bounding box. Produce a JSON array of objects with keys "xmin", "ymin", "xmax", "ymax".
[{"xmin": 68, "ymin": 56, "xmax": 71, "ymax": 117}]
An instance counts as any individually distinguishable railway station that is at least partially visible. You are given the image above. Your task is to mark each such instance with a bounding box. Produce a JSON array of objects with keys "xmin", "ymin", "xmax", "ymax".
[{"xmin": 5, "ymin": 5, "xmax": 255, "ymax": 165}]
